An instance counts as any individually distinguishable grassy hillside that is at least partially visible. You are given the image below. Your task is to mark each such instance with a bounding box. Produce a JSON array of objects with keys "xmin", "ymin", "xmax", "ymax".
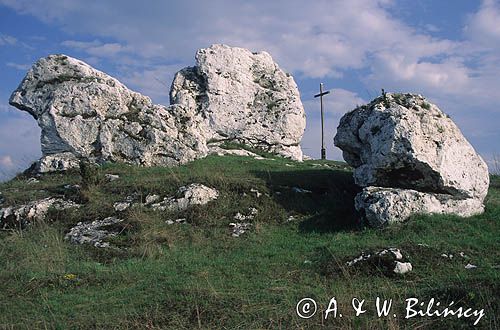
[{"xmin": 0, "ymin": 154, "xmax": 498, "ymax": 329}]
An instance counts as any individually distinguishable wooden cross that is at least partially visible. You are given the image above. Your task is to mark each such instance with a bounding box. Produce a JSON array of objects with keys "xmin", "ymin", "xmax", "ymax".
[{"xmin": 314, "ymin": 83, "xmax": 330, "ymax": 160}]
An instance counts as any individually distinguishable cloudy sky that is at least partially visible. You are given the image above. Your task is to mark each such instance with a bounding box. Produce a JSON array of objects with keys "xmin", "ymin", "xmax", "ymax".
[{"xmin": 0, "ymin": 0, "xmax": 499, "ymax": 180}]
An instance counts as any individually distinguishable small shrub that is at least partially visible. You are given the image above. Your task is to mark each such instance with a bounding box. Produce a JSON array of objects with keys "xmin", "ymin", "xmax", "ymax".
[{"xmin": 79, "ymin": 160, "xmax": 101, "ymax": 188}]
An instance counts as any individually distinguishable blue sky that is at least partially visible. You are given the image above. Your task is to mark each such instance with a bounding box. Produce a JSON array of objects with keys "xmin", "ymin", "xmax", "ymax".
[{"xmin": 1, "ymin": 0, "xmax": 499, "ymax": 180}]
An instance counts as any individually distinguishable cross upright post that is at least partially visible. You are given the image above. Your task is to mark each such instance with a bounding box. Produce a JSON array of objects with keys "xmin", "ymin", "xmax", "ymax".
[{"xmin": 314, "ymin": 83, "xmax": 330, "ymax": 160}]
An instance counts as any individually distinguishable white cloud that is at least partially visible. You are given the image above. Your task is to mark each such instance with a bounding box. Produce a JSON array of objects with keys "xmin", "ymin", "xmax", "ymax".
[
  {"xmin": 367, "ymin": 53, "xmax": 470, "ymax": 95},
  {"xmin": 361, "ymin": 0, "xmax": 500, "ymax": 113},
  {"xmin": 465, "ymin": 0, "xmax": 500, "ymax": 47},
  {"xmin": 304, "ymin": 88, "xmax": 366, "ymax": 116},
  {"xmin": 0, "ymin": 155, "xmax": 14, "ymax": 168},
  {"xmin": 0, "ymin": 33, "xmax": 17, "ymax": 46},
  {"xmin": 119, "ymin": 63, "xmax": 187, "ymax": 104},
  {"xmin": 0, "ymin": 0, "xmax": 480, "ymax": 95},
  {"xmin": 61, "ymin": 40, "xmax": 126, "ymax": 57},
  {"xmin": 0, "ymin": 109, "xmax": 41, "ymax": 181},
  {"xmin": 0, "ymin": 0, "xmax": 461, "ymax": 77}
]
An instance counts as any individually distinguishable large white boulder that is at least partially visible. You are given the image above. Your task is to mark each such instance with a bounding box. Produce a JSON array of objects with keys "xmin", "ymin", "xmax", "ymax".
[
  {"xmin": 171, "ymin": 44, "xmax": 306, "ymax": 160},
  {"xmin": 334, "ymin": 93, "xmax": 489, "ymax": 226},
  {"xmin": 10, "ymin": 45, "xmax": 306, "ymax": 173},
  {"xmin": 9, "ymin": 54, "xmax": 209, "ymax": 172}
]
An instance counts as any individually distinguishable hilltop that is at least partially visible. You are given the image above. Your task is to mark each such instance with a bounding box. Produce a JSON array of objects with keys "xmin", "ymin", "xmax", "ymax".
[{"xmin": 0, "ymin": 153, "xmax": 498, "ymax": 329}]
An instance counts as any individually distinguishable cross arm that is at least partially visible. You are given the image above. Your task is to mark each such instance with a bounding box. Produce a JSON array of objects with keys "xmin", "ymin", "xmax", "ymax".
[{"xmin": 314, "ymin": 90, "xmax": 330, "ymax": 98}]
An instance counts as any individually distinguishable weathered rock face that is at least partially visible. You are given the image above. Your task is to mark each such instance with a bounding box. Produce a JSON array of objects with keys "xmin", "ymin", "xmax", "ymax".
[
  {"xmin": 65, "ymin": 217, "xmax": 124, "ymax": 248},
  {"xmin": 355, "ymin": 187, "xmax": 485, "ymax": 227},
  {"xmin": 10, "ymin": 45, "xmax": 306, "ymax": 173},
  {"xmin": 171, "ymin": 44, "xmax": 305, "ymax": 160},
  {"xmin": 334, "ymin": 93, "xmax": 489, "ymax": 226},
  {"xmin": 0, "ymin": 197, "xmax": 80, "ymax": 229},
  {"xmin": 151, "ymin": 183, "xmax": 219, "ymax": 211},
  {"xmin": 10, "ymin": 54, "xmax": 209, "ymax": 172}
]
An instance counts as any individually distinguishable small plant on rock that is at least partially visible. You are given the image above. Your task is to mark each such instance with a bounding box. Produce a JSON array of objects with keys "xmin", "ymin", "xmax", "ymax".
[{"xmin": 79, "ymin": 160, "xmax": 101, "ymax": 188}]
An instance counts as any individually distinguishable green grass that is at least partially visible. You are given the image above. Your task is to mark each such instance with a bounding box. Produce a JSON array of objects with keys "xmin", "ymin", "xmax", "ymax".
[
  {"xmin": 422, "ymin": 102, "xmax": 431, "ymax": 110},
  {"xmin": 0, "ymin": 155, "xmax": 498, "ymax": 329}
]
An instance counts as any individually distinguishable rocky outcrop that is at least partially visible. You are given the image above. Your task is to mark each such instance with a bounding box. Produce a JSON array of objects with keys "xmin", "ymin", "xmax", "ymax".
[
  {"xmin": 0, "ymin": 197, "xmax": 80, "ymax": 229},
  {"xmin": 229, "ymin": 222, "xmax": 252, "ymax": 237},
  {"xmin": 9, "ymin": 54, "xmax": 209, "ymax": 172},
  {"xmin": 346, "ymin": 248, "xmax": 413, "ymax": 275},
  {"xmin": 355, "ymin": 187, "xmax": 485, "ymax": 227},
  {"xmin": 334, "ymin": 93, "xmax": 489, "ymax": 226},
  {"xmin": 65, "ymin": 217, "xmax": 123, "ymax": 248},
  {"xmin": 9, "ymin": 44, "xmax": 305, "ymax": 173},
  {"xmin": 150, "ymin": 183, "xmax": 219, "ymax": 211},
  {"xmin": 171, "ymin": 44, "xmax": 305, "ymax": 160}
]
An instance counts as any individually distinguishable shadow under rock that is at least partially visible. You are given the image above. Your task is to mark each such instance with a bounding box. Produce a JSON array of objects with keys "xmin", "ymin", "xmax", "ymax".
[{"xmin": 252, "ymin": 168, "xmax": 361, "ymax": 233}]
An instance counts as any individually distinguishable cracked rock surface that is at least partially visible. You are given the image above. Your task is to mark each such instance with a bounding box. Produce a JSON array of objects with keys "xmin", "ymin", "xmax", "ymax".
[
  {"xmin": 171, "ymin": 44, "xmax": 305, "ymax": 160},
  {"xmin": 151, "ymin": 183, "xmax": 218, "ymax": 211},
  {"xmin": 10, "ymin": 55, "xmax": 209, "ymax": 172},
  {"xmin": 10, "ymin": 44, "xmax": 305, "ymax": 173},
  {"xmin": 65, "ymin": 217, "xmax": 123, "ymax": 248},
  {"xmin": 0, "ymin": 198, "xmax": 80, "ymax": 229},
  {"xmin": 355, "ymin": 187, "xmax": 485, "ymax": 227},
  {"xmin": 335, "ymin": 93, "xmax": 489, "ymax": 226}
]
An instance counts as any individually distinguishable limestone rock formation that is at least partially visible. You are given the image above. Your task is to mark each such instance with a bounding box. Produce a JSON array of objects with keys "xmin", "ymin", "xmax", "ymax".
[
  {"xmin": 170, "ymin": 44, "xmax": 305, "ymax": 160},
  {"xmin": 9, "ymin": 45, "xmax": 305, "ymax": 173},
  {"xmin": 65, "ymin": 217, "xmax": 124, "ymax": 248},
  {"xmin": 346, "ymin": 247, "xmax": 413, "ymax": 275},
  {"xmin": 355, "ymin": 187, "xmax": 485, "ymax": 227},
  {"xmin": 150, "ymin": 183, "xmax": 219, "ymax": 211},
  {"xmin": 0, "ymin": 197, "xmax": 80, "ymax": 229},
  {"xmin": 334, "ymin": 93, "xmax": 489, "ymax": 226},
  {"xmin": 10, "ymin": 54, "xmax": 209, "ymax": 172}
]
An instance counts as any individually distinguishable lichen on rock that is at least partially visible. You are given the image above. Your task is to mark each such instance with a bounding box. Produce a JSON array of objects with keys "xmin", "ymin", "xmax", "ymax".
[
  {"xmin": 171, "ymin": 44, "xmax": 306, "ymax": 161},
  {"xmin": 335, "ymin": 93, "xmax": 489, "ymax": 226}
]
